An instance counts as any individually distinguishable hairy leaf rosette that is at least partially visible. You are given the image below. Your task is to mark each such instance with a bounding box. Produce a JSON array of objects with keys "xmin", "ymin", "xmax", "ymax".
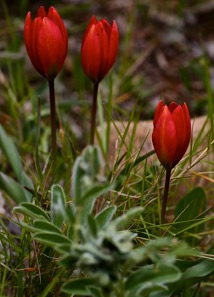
[
  {"xmin": 81, "ymin": 16, "xmax": 119, "ymax": 83},
  {"xmin": 152, "ymin": 101, "xmax": 191, "ymax": 170},
  {"xmin": 24, "ymin": 6, "xmax": 68, "ymax": 80}
]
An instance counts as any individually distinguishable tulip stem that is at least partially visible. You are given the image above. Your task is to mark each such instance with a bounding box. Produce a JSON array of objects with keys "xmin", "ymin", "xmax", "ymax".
[
  {"xmin": 161, "ymin": 169, "xmax": 171, "ymax": 224},
  {"xmin": 48, "ymin": 79, "xmax": 57, "ymax": 166},
  {"xmin": 90, "ymin": 82, "xmax": 99, "ymax": 145}
]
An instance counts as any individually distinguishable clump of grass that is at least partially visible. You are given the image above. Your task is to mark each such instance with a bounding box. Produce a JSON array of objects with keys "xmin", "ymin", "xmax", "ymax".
[{"xmin": 0, "ymin": 0, "xmax": 214, "ymax": 296}]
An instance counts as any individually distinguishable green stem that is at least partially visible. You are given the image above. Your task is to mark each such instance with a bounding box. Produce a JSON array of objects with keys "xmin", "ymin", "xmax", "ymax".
[
  {"xmin": 161, "ymin": 169, "xmax": 171, "ymax": 224},
  {"xmin": 48, "ymin": 79, "xmax": 57, "ymax": 166},
  {"xmin": 90, "ymin": 82, "xmax": 99, "ymax": 145}
]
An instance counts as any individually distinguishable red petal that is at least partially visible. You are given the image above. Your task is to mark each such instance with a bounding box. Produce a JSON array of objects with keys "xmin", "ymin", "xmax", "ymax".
[
  {"xmin": 182, "ymin": 102, "xmax": 191, "ymax": 151},
  {"xmin": 182, "ymin": 102, "xmax": 191, "ymax": 140},
  {"xmin": 81, "ymin": 24, "xmax": 101, "ymax": 82},
  {"xmin": 47, "ymin": 6, "xmax": 68, "ymax": 44},
  {"xmin": 106, "ymin": 20, "xmax": 118, "ymax": 73},
  {"xmin": 168, "ymin": 101, "xmax": 179, "ymax": 113},
  {"xmin": 28, "ymin": 17, "xmax": 44, "ymax": 75},
  {"xmin": 152, "ymin": 106, "xmax": 177, "ymax": 169},
  {"xmin": 24, "ymin": 12, "xmax": 33, "ymax": 60},
  {"xmin": 82, "ymin": 16, "xmax": 98, "ymax": 46},
  {"xmin": 153, "ymin": 100, "xmax": 164, "ymax": 126},
  {"xmin": 36, "ymin": 6, "xmax": 47, "ymax": 18},
  {"xmin": 97, "ymin": 21, "xmax": 110, "ymax": 80},
  {"xmin": 100, "ymin": 18, "xmax": 111, "ymax": 39},
  {"xmin": 36, "ymin": 17, "xmax": 66, "ymax": 79},
  {"xmin": 171, "ymin": 105, "xmax": 187, "ymax": 163}
]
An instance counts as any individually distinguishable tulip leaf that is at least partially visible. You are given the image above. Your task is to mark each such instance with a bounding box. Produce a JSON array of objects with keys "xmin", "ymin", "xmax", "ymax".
[
  {"xmin": 174, "ymin": 187, "xmax": 206, "ymax": 234},
  {"xmin": 164, "ymin": 259, "xmax": 214, "ymax": 296},
  {"xmin": 0, "ymin": 125, "xmax": 22, "ymax": 178},
  {"xmin": 0, "ymin": 125, "xmax": 33, "ymax": 202},
  {"xmin": 0, "ymin": 172, "xmax": 28, "ymax": 203}
]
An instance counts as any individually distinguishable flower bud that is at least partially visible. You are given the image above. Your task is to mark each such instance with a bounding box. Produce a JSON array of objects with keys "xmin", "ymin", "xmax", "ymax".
[
  {"xmin": 24, "ymin": 6, "xmax": 68, "ymax": 80},
  {"xmin": 81, "ymin": 16, "xmax": 119, "ymax": 83},
  {"xmin": 152, "ymin": 101, "xmax": 191, "ymax": 170}
]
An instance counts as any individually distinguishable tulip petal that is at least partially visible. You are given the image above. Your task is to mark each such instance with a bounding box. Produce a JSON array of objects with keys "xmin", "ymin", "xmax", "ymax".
[
  {"xmin": 107, "ymin": 20, "xmax": 119, "ymax": 71},
  {"xmin": 24, "ymin": 12, "xmax": 33, "ymax": 59},
  {"xmin": 171, "ymin": 103, "xmax": 191, "ymax": 166},
  {"xmin": 81, "ymin": 24, "xmax": 102, "ymax": 82},
  {"xmin": 100, "ymin": 18, "xmax": 112, "ymax": 39},
  {"xmin": 36, "ymin": 17, "xmax": 66, "ymax": 78},
  {"xmin": 168, "ymin": 101, "xmax": 179, "ymax": 113},
  {"xmin": 152, "ymin": 106, "xmax": 177, "ymax": 169},
  {"xmin": 97, "ymin": 21, "xmax": 110, "ymax": 79},
  {"xmin": 24, "ymin": 6, "xmax": 67, "ymax": 79},
  {"xmin": 81, "ymin": 17, "xmax": 118, "ymax": 82},
  {"xmin": 47, "ymin": 6, "xmax": 68, "ymax": 45},
  {"xmin": 182, "ymin": 103, "xmax": 191, "ymax": 140},
  {"xmin": 36, "ymin": 6, "xmax": 47, "ymax": 18},
  {"xmin": 29, "ymin": 17, "xmax": 44, "ymax": 75},
  {"xmin": 182, "ymin": 102, "xmax": 191, "ymax": 150},
  {"xmin": 153, "ymin": 100, "xmax": 165, "ymax": 127},
  {"xmin": 82, "ymin": 16, "xmax": 98, "ymax": 46},
  {"xmin": 171, "ymin": 105, "xmax": 187, "ymax": 163}
]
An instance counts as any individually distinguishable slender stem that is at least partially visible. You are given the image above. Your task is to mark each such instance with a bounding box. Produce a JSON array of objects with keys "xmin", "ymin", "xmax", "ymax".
[
  {"xmin": 48, "ymin": 79, "xmax": 57, "ymax": 165},
  {"xmin": 90, "ymin": 82, "xmax": 99, "ymax": 145},
  {"xmin": 161, "ymin": 169, "xmax": 171, "ymax": 224}
]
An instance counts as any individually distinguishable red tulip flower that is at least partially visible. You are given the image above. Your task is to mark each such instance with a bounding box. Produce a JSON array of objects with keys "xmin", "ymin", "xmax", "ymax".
[
  {"xmin": 24, "ymin": 6, "xmax": 68, "ymax": 80},
  {"xmin": 81, "ymin": 16, "xmax": 119, "ymax": 145},
  {"xmin": 152, "ymin": 101, "xmax": 191, "ymax": 170},
  {"xmin": 81, "ymin": 16, "xmax": 119, "ymax": 83},
  {"xmin": 24, "ymin": 6, "xmax": 68, "ymax": 165},
  {"xmin": 152, "ymin": 100, "xmax": 191, "ymax": 222}
]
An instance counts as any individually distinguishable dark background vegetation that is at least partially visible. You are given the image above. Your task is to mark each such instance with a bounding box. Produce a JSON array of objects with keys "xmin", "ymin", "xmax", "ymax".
[{"xmin": 2, "ymin": 0, "xmax": 214, "ymax": 122}]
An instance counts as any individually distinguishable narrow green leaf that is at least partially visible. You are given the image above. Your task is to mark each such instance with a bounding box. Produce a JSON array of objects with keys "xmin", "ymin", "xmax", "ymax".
[
  {"xmin": 81, "ymin": 183, "xmax": 113, "ymax": 204},
  {"xmin": 0, "ymin": 233, "xmax": 22, "ymax": 253},
  {"xmin": 33, "ymin": 220, "xmax": 62, "ymax": 234},
  {"xmin": 62, "ymin": 278, "xmax": 95, "ymax": 295},
  {"xmin": 126, "ymin": 264, "xmax": 181, "ymax": 297},
  {"xmin": 72, "ymin": 146, "xmax": 106, "ymax": 205},
  {"xmin": 168, "ymin": 259, "xmax": 214, "ymax": 295},
  {"xmin": 0, "ymin": 125, "xmax": 22, "ymax": 178},
  {"xmin": 114, "ymin": 207, "xmax": 144, "ymax": 230},
  {"xmin": 88, "ymin": 287, "xmax": 104, "ymax": 297},
  {"xmin": 72, "ymin": 155, "xmax": 82, "ymax": 202},
  {"xmin": 51, "ymin": 184, "xmax": 66, "ymax": 228},
  {"xmin": 34, "ymin": 232, "xmax": 71, "ymax": 246},
  {"xmin": 174, "ymin": 187, "xmax": 206, "ymax": 233},
  {"xmin": 0, "ymin": 172, "xmax": 28, "ymax": 203},
  {"xmin": 14, "ymin": 202, "xmax": 49, "ymax": 220},
  {"xmin": 88, "ymin": 215, "xmax": 98, "ymax": 237},
  {"xmin": 96, "ymin": 206, "xmax": 116, "ymax": 228},
  {"xmin": 181, "ymin": 259, "xmax": 214, "ymax": 280}
]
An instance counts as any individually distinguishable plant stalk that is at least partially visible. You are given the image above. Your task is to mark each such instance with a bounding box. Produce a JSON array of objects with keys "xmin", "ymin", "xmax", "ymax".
[
  {"xmin": 90, "ymin": 82, "xmax": 99, "ymax": 145},
  {"xmin": 48, "ymin": 79, "xmax": 57, "ymax": 166},
  {"xmin": 161, "ymin": 169, "xmax": 171, "ymax": 224}
]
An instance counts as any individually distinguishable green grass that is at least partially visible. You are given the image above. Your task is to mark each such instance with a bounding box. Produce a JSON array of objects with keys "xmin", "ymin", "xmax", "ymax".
[{"xmin": 1, "ymin": 0, "xmax": 214, "ymax": 296}]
